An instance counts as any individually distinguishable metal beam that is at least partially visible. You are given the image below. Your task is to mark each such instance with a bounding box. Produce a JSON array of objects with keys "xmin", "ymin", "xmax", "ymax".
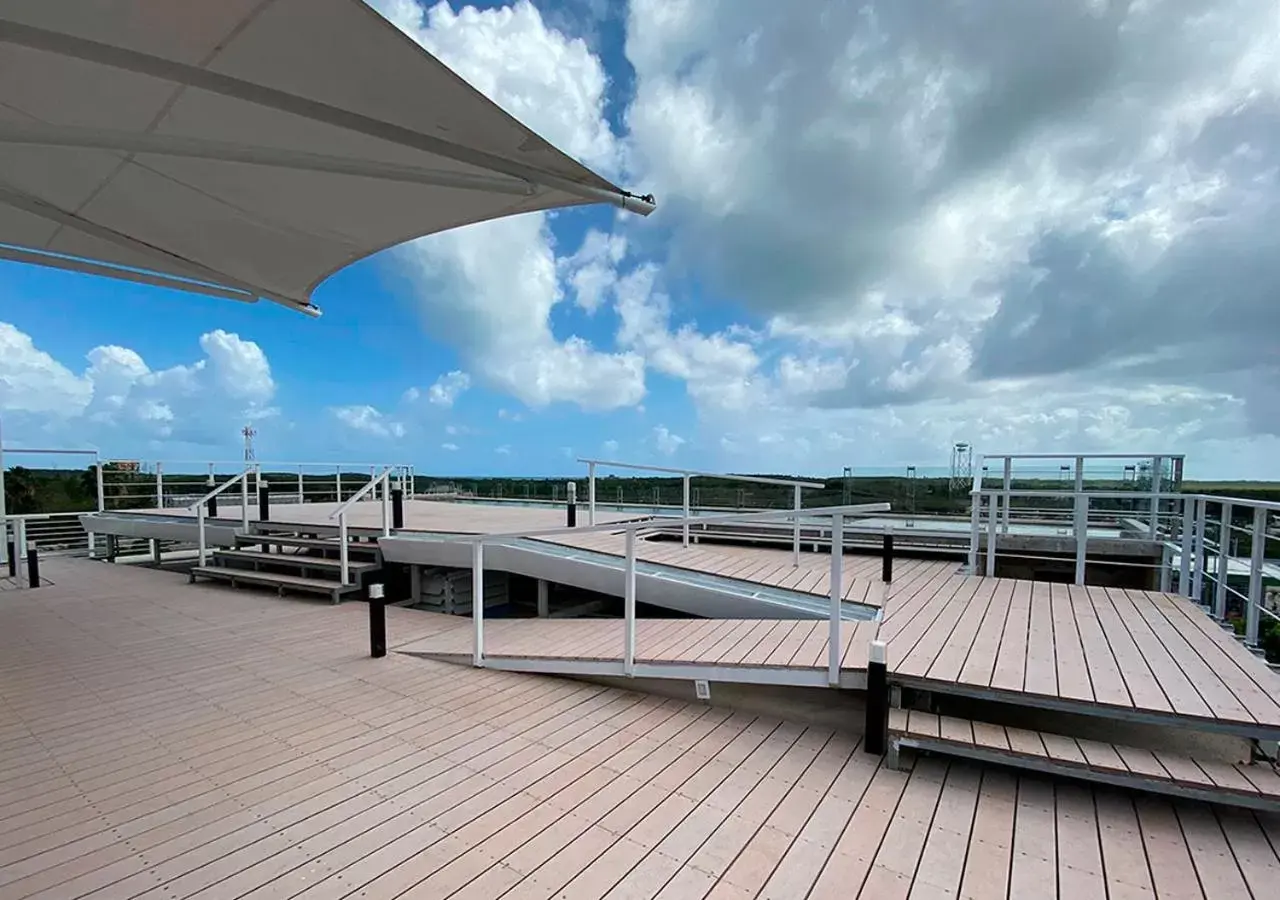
[
  {"xmin": 0, "ymin": 19, "xmax": 653, "ymax": 216},
  {"xmin": 0, "ymin": 123, "xmax": 536, "ymax": 196}
]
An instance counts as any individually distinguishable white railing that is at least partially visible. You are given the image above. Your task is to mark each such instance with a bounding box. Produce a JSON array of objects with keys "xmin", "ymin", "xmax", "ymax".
[
  {"xmin": 968, "ymin": 463, "xmax": 1278, "ymax": 650},
  {"xmin": 449, "ymin": 501, "xmax": 889, "ymax": 686},
  {"xmin": 579, "ymin": 458, "xmax": 825, "ymax": 565},
  {"xmin": 329, "ymin": 467, "xmax": 396, "ymax": 585},
  {"xmin": 0, "ymin": 445, "xmax": 104, "ymax": 564},
  {"xmin": 1, "ymin": 513, "xmax": 51, "ymax": 585},
  {"xmin": 189, "ymin": 467, "xmax": 254, "ymax": 566}
]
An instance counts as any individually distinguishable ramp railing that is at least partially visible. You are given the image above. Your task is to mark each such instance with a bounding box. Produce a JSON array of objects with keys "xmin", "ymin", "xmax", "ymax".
[
  {"xmin": 446, "ymin": 500, "xmax": 890, "ymax": 686},
  {"xmin": 330, "ymin": 467, "xmax": 396, "ymax": 585}
]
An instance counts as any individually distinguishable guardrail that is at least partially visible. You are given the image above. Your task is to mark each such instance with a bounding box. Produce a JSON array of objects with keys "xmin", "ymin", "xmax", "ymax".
[
  {"xmin": 578, "ymin": 458, "xmax": 825, "ymax": 564},
  {"xmin": 329, "ymin": 467, "xmax": 396, "ymax": 585},
  {"xmin": 441, "ymin": 501, "xmax": 890, "ymax": 685},
  {"xmin": 190, "ymin": 467, "xmax": 254, "ymax": 566},
  {"xmin": 969, "ymin": 467, "xmax": 1278, "ymax": 650}
]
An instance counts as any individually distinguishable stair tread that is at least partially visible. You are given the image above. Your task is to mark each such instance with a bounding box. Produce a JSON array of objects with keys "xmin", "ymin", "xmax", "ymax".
[
  {"xmin": 236, "ymin": 534, "xmax": 380, "ymax": 553},
  {"xmin": 212, "ymin": 548, "xmax": 379, "ymax": 571},
  {"xmin": 191, "ymin": 566, "xmax": 359, "ymax": 592},
  {"xmin": 889, "ymin": 709, "xmax": 1280, "ymax": 803}
]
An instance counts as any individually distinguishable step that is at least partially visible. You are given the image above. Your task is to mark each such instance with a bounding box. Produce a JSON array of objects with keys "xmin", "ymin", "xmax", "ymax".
[
  {"xmin": 211, "ymin": 548, "xmax": 380, "ymax": 574},
  {"xmin": 235, "ymin": 534, "xmax": 381, "ymax": 558},
  {"xmin": 190, "ymin": 566, "xmax": 360, "ymax": 603},
  {"xmin": 888, "ymin": 709, "xmax": 1280, "ymax": 812}
]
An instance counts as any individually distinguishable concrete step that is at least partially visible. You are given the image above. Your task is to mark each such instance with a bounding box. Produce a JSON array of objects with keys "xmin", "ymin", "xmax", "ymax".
[
  {"xmin": 888, "ymin": 709, "xmax": 1280, "ymax": 812},
  {"xmin": 190, "ymin": 565, "xmax": 358, "ymax": 604},
  {"xmin": 211, "ymin": 548, "xmax": 380, "ymax": 575},
  {"xmin": 234, "ymin": 534, "xmax": 380, "ymax": 558}
]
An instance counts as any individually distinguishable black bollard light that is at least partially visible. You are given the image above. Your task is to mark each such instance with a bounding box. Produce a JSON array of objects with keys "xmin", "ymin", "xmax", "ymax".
[
  {"xmin": 208, "ymin": 493, "xmax": 218, "ymax": 517},
  {"xmin": 566, "ymin": 481, "xmax": 577, "ymax": 527},
  {"xmin": 258, "ymin": 482, "xmax": 270, "ymax": 522},
  {"xmin": 864, "ymin": 640, "xmax": 888, "ymax": 755},
  {"xmin": 881, "ymin": 530, "xmax": 894, "ymax": 583},
  {"xmin": 369, "ymin": 583, "xmax": 387, "ymax": 658},
  {"xmin": 26, "ymin": 542, "xmax": 40, "ymax": 589},
  {"xmin": 6, "ymin": 541, "xmax": 15, "ymax": 577},
  {"xmin": 392, "ymin": 489, "xmax": 404, "ymax": 530}
]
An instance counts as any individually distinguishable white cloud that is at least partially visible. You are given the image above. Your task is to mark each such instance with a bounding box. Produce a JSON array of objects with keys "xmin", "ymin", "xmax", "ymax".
[
  {"xmin": 602, "ymin": 438, "xmax": 619, "ymax": 454},
  {"xmin": 427, "ymin": 370, "xmax": 471, "ymax": 408},
  {"xmin": 0, "ymin": 321, "xmax": 276, "ymax": 446},
  {"xmin": 653, "ymin": 425, "xmax": 685, "ymax": 456},
  {"xmin": 331, "ymin": 405, "xmax": 405, "ymax": 440},
  {"xmin": 441, "ymin": 442, "xmax": 460, "ymax": 452},
  {"xmin": 563, "ymin": 229, "xmax": 628, "ymax": 313},
  {"xmin": 495, "ymin": 444, "xmax": 512, "ymax": 455}
]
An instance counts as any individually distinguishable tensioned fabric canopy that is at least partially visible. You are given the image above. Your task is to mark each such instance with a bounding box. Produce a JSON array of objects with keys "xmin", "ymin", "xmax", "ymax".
[{"xmin": 0, "ymin": 0, "xmax": 654, "ymax": 316}]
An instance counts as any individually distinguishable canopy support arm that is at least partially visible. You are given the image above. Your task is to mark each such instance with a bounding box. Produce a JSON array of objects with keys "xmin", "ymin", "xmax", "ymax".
[{"xmin": 0, "ymin": 19, "xmax": 654, "ymax": 217}]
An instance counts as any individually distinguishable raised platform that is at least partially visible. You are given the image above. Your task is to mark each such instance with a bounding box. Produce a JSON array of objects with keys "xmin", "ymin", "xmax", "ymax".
[
  {"xmin": 880, "ymin": 577, "xmax": 1280, "ymax": 740},
  {"xmin": 398, "ymin": 616, "xmax": 881, "ymax": 688}
]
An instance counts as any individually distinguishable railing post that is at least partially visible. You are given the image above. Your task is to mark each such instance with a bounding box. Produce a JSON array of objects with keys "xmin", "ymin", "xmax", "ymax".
[
  {"xmin": 1001, "ymin": 457, "xmax": 1012, "ymax": 533},
  {"xmin": 1214, "ymin": 501, "xmax": 1232, "ymax": 620},
  {"xmin": 1192, "ymin": 497, "xmax": 1207, "ymax": 603},
  {"xmin": 588, "ymin": 462, "xmax": 596, "ymax": 526},
  {"xmin": 882, "ymin": 527, "xmax": 894, "ymax": 582},
  {"xmin": 1074, "ymin": 495, "xmax": 1088, "ymax": 585},
  {"xmin": 155, "ymin": 461, "xmax": 164, "ymax": 508},
  {"xmin": 1150, "ymin": 455, "xmax": 1163, "ymax": 539},
  {"xmin": 472, "ymin": 541, "xmax": 485, "ymax": 667},
  {"xmin": 338, "ymin": 516, "xmax": 350, "ymax": 586},
  {"xmin": 968, "ymin": 490, "xmax": 980, "ymax": 574},
  {"xmin": 297, "ymin": 466, "xmax": 304, "ymax": 504},
  {"xmin": 1179, "ymin": 498, "xmax": 1194, "ymax": 597},
  {"xmin": 566, "ymin": 481, "xmax": 577, "ymax": 527},
  {"xmin": 392, "ymin": 488, "xmax": 404, "ymax": 529},
  {"xmin": 828, "ymin": 513, "xmax": 843, "ymax": 686},
  {"xmin": 1159, "ymin": 544, "xmax": 1172, "ymax": 592},
  {"xmin": 682, "ymin": 474, "xmax": 690, "ymax": 549},
  {"xmin": 14, "ymin": 519, "xmax": 24, "ymax": 582},
  {"xmin": 985, "ymin": 492, "xmax": 998, "ymax": 577},
  {"xmin": 336, "ymin": 468, "xmax": 342, "ymax": 502},
  {"xmin": 1246, "ymin": 506, "xmax": 1265, "ymax": 647},
  {"xmin": 240, "ymin": 470, "xmax": 250, "ymax": 532},
  {"xmin": 259, "ymin": 481, "xmax": 270, "ymax": 522},
  {"xmin": 792, "ymin": 484, "xmax": 802, "ymax": 567},
  {"xmin": 381, "ymin": 473, "xmax": 391, "ymax": 536},
  {"xmin": 197, "ymin": 502, "xmax": 207, "ymax": 566},
  {"xmin": 96, "ymin": 461, "xmax": 105, "ymax": 511},
  {"xmin": 624, "ymin": 529, "xmax": 637, "ymax": 676}
]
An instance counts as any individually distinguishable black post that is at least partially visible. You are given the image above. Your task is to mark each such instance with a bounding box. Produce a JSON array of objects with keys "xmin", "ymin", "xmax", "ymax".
[
  {"xmin": 258, "ymin": 482, "xmax": 270, "ymax": 522},
  {"xmin": 208, "ymin": 494, "xmax": 218, "ymax": 517},
  {"xmin": 369, "ymin": 583, "xmax": 386, "ymax": 658},
  {"xmin": 881, "ymin": 531, "xmax": 894, "ymax": 583},
  {"xmin": 392, "ymin": 489, "xmax": 404, "ymax": 530},
  {"xmin": 26, "ymin": 543, "xmax": 40, "ymax": 589},
  {"xmin": 864, "ymin": 640, "xmax": 888, "ymax": 755},
  {"xmin": 566, "ymin": 481, "xmax": 577, "ymax": 527},
  {"xmin": 6, "ymin": 541, "xmax": 15, "ymax": 577}
]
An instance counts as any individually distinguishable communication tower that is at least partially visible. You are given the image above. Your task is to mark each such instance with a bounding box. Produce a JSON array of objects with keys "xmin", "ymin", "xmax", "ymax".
[
  {"xmin": 949, "ymin": 442, "xmax": 973, "ymax": 495},
  {"xmin": 242, "ymin": 424, "xmax": 257, "ymax": 463}
]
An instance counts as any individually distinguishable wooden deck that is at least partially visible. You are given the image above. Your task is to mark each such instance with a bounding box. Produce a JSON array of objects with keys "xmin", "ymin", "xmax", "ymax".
[
  {"xmin": 3, "ymin": 559, "xmax": 1278, "ymax": 899},
  {"xmin": 880, "ymin": 577, "xmax": 1280, "ymax": 739},
  {"xmin": 398, "ymin": 617, "xmax": 881, "ymax": 686}
]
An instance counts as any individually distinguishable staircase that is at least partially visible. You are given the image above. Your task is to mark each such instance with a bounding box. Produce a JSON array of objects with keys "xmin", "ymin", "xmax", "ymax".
[{"xmin": 189, "ymin": 527, "xmax": 383, "ymax": 603}]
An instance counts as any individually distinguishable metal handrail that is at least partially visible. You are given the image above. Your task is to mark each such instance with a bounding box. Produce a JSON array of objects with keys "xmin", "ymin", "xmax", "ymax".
[
  {"xmin": 455, "ymin": 501, "xmax": 892, "ymax": 685},
  {"xmin": 330, "ymin": 467, "xmax": 395, "ymax": 586},
  {"xmin": 192, "ymin": 467, "xmax": 253, "ymax": 566}
]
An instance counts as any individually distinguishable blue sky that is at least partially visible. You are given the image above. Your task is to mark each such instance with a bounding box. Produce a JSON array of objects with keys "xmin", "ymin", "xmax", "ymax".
[{"xmin": 2, "ymin": 0, "xmax": 1279, "ymax": 480}]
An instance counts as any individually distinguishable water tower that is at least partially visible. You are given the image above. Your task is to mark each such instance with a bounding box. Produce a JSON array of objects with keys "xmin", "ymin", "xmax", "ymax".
[{"xmin": 949, "ymin": 442, "xmax": 973, "ymax": 495}]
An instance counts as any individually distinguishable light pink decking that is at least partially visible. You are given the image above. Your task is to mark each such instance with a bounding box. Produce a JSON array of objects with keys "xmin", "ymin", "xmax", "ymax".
[{"xmin": 3, "ymin": 559, "xmax": 1279, "ymax": 899}]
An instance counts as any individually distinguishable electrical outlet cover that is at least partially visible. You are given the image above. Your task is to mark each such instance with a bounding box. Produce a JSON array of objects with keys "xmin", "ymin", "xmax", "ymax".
[{"xmin": 694, "ymin": 680, "xmax": 711, "ymax": 700}]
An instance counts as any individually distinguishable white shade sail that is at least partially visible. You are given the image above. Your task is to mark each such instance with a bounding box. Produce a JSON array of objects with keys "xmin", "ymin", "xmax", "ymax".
[{"xmin": 0, "ymin": 0, "xmax": 654, "ymax": 316}]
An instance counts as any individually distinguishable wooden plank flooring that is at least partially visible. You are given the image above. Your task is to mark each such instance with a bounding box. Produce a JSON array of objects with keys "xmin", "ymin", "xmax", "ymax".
[
  {"xmin": 878, "ymin": 574, "xmax": 1280, "ymax": 736},
  {"xmin": 889, "ymin": 710, "xmax": 1280, "ymax": 810},
  {"xmin": 2, "ymin": 559, "xmax": 1277, "ymax": 899},
  {"xmin": 396, "ymin": 617, "xmax": 881, "ymax": 673}
]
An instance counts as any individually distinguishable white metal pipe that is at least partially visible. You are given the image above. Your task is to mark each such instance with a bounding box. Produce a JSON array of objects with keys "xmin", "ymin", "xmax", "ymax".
[
  {"xmin": 575, "ymin": 458, "xmax": 823, "ymax": 489},
  {"xmin": 14, "ymin": 519, "xmax": 24, "ymax": 582},
  {"xmin": 473, "ymin": 542, "xmax": 485, "ymax": 667},
  {"xmin": 96, "ymin": 461, "xmax": 105, "ymax": 512},
  {"xmin": 1074, "ymin": 495, "xmax": 1088, "ymax": 585},
  {"xmin": 155, "ymin": 461, "xmax": 164, "ymax": 508},
  {"xmin": 1192, "ymin": 498, "xmax": 1207, "ymax": 602},
  {"xmin": 381, "ymin": 472, "xmax": 391, "ymax": 536},
  {"xmin": 1214, "ymin": 501, "xmax": 1232, "ymax": 619},
  {"xmin": 1159, "ymin": 545, "xmax": 1172, "ymax": 592},
  {"xmin": 682, "ymin": 475, "xmax": 690, "ymax": 549},
  {"xmin": 1149, "ymin": 455, "xmax": 1163, "ymax": 540},
  {"xmin": 967, "ymin": 491, "xmax": 981, "ymax": 574},
  {"xmin": 624, "ymin": 530, "xmax": 637, "ymax": 676},
  {"xmin": 336, "ymin": 469, "xmax": 342, "ymax": 503},
  {"xmin": 197, "ymin": 503, "xmax": 207, "ymax": 566},
  {"xmin": 1246, "ymin": 507, "xmax": 1266, "ymax": 646},
  {"xmin": 1001, "ymin": 458, "xmax": 1012, "ymax": 533},
  {"xmin": 298, "ymin": 466, "xmax": 304, "ymax": 504},
  {"xmin": 338, "ymin": 517, "xmax": 350, "ymax": 586},
  {"xmin": 985, "ymin": 493, "xmax": 999, "ymax": 577},
  {"xmin": 828, "ymin": 514, "xmax": 844, "ymax": 687},
  {"xmin": 1179, "ymin": 498, "xmax": 1194, "ymax": 597},
  {"xmin": 588, "ymin": 462, "xmax": 596, "ymax": 526},
  {"xmin": 792, "ymin": 484, "xmax": 802, "ymax": 567},
  {"xmin": 240, "ymin": 472, "xmax": 250, "ymax": 532}
]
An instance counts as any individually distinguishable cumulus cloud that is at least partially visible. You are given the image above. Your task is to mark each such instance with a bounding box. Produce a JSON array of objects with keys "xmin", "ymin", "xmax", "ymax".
[
  {"xmin": 0, "ymin": 322, "xmax": 276, "ymax": 447},
  {"xmin": 653, "ymin": 425, "xmax": 685, "ymax": 456},
  {"xmin": 331, "ymin": 405, "xmax": 406, "ymax": 439},
  {"xmin": 426, "ymin": 370, "xmax": 471, "ymax": 408}
]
